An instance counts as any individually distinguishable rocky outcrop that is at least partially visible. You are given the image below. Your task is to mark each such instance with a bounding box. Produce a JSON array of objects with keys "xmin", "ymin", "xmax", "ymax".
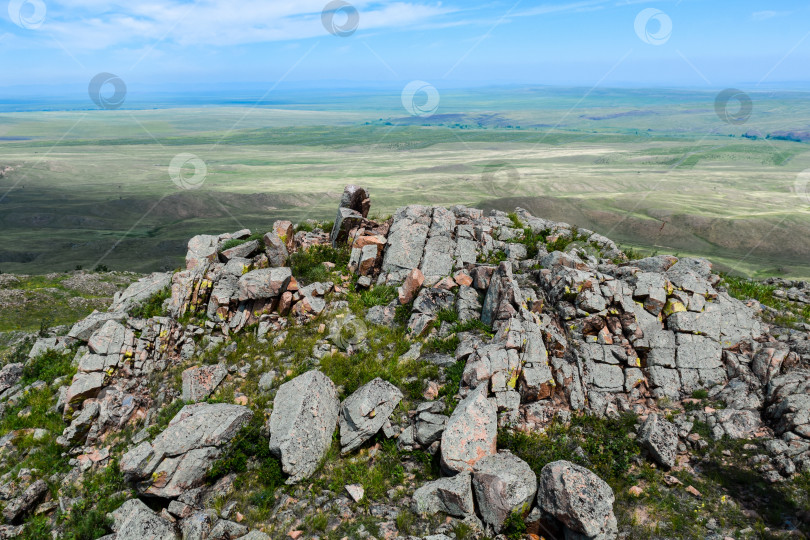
[{"xmin": 269, "ymin": 370, "xmax": 340, "ymax": 484}]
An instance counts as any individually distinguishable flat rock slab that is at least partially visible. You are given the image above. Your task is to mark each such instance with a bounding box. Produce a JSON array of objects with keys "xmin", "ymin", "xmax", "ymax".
[
  {"xmin": 440, "ymin": 386, "xmax": 497, "ymax": 474},
  {"xmin": 339, "ymin": 378, "xmax": 403, "ymax": 454},
  {"xmin": 537, "ymin": 460, "xmax": 617, "ymax": 540},
  {"xmin": 269, "ymin": 370, "xmax": 339, "ymax": 484},
  {"xmin": 120, "ymin": 403, "xmax": 252, "ymax": 499}
]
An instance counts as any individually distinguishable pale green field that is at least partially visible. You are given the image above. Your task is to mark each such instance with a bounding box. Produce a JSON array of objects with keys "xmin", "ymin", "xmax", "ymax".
[{"xmin": 1, "ymin": 89, "xmax": 809, "ymax": 277}]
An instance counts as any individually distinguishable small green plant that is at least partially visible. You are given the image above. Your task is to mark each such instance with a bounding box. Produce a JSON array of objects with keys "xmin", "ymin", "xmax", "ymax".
[
  {"xmin": 38, "ymin": 315, "xmax": 53, "ymax": 337},
  {"xmin": 502, "ymin": 505, "xmax": 528, "ymax": 540},
  {"xmin": 94, "ymin": 264, "xmax": 109, "ymax": 272},
  {"xmin": 361, "ymin": 285, "xmax": 397, "ymax": 307},
  {"xmin": 478, "ymin": 250, "xmax": 507, "ymax": 265},
  {"xmin": 691, "ymin": 389, "xmax": 709, "ymax": 400}
]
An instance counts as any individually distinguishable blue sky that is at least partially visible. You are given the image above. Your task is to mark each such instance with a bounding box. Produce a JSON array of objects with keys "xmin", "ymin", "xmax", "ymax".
[{"xmin": 1, "ymin": 0, "xmax": 809, "ymax": 93}]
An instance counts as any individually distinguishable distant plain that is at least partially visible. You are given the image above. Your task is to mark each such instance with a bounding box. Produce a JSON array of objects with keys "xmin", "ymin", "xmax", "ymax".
[{"xmin": 1, "ymin": 87, "xmax": 809, "ymax": 277}]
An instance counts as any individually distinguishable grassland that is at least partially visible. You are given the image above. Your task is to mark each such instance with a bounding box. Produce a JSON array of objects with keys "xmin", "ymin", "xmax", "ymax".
[{"xmin": 1, "ymin": 87, "xmax": 809, "ymax": 277}]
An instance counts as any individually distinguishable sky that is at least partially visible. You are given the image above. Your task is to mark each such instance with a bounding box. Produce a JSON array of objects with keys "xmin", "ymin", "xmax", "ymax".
[{"xmin": 1, "ymin": 0, "xmax": 809, "ymax": 96}]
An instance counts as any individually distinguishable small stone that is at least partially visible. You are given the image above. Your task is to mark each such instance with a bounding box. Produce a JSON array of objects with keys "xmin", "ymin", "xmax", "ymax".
[
  {"xmin": 685, "ymin": 485, "xmax": 701, "ymax": 497},
  {"xmin": 628, "ymin": 485, "xmax": 643, "ymax": 497},
  {"xmin": 345, "ymin": 484, "xmax": 364, "ymax": 502}
]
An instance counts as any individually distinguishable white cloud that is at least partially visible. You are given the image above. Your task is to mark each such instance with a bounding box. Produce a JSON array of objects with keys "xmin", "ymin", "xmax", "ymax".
[{"xmin": 23, "ymin": 1, "xmax": 455, "ymax": 50}]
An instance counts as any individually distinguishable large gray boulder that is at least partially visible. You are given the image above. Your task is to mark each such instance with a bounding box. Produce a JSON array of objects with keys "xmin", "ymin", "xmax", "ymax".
[
  {"xmin": 638, "ymin": 413, "xmax": 678, "ymax": 469},
  {"xmin": 110, "ymin": 498, "xmax": 178, "ymax": 540},
  {"xmin": 472, "ymin": 451, "xmax": 537, "ymax": 532},
  {"xmin": 237, "ymin": 268, "xmax": 291, "ymax": 301},
  {"xmin": 412, "ymin": 471, "xmax": 475, "ymax": 517},
  {"xmin": 120, "ymin": 403, "xmax": 252, "ymax": 499},
  {"xmin": 269, "ymin": 370, "xmax": 339, "ymax": 484},
  {"xmin": 339, "ymin": 378, "xmax": 403, "ymax": 454},
  {"xmin": 440, "ymin": 386, "xmax": 497, "ymax": 474},
  {"xmin": 537, "ymin": 461, "xmax": 617, "ymax": 540}
]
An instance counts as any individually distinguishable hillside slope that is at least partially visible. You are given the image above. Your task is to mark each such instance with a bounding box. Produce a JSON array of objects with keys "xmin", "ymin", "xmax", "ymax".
[{"xmin": 0, "ymin": 186, "xmax": 809, "ymax": 539}]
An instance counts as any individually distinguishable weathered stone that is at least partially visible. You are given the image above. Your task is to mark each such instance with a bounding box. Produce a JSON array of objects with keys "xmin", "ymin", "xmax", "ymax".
[
  {"xmin": 0, "ymin": 363, "xmax": 22, "ymax": 396},
  {"xmin": 209, "ymin": 519, "xmax": 248, "ymax": 540},
  {"xmin": 412, "ymin": 471, "xmax": 475, "ymax": 517},
  {"xmin": 68, "ymin": 311, "xmax": 128, "ymax": 341},
  {"xmin": 638, "ymin": 413, "xmax": 678, "ymax": 468},
  {"xmin": 537, "ymin": 460, "xmax": 617, "ymax": 540},
  {"xmin": 481, "ymin": 262, "xmax": 523, "ymax": 326},
  {"xmin": 65, "ymin": 372, "xmax": 106, "ymax": 406},
  {"xmin": 120, "ymin": 403, "xmax": 252, "ymax": 499},
  {"xmin": 330, "ymin": 185, "xmax": 370, "ymax": 247},
  {"xmin": 413, "ymin": 288, "xmax": 455, "ymax": 316},
  {"xmin": 58, "ymin": 401, "xmax": 100, "ymax": 446},
  {"xmin": 263, "ymin": 232, "xmax": 289, "ymax": 268},
  {"xmin": 269, "ymin": 370, "xmax": 339, "ymax": 484},
  {"xmin": 398, "ymin": 268, "xmax": 425, "ymax": 304},
  {"xmin": 110, "ymin": 498, "xmax": 178, "ymax": 540},
  {"xmin": 2, "ymin": 479, "xmax": 47, "ymax": 523},
  {"xmin": 220, "ymin": 239, "xmax": 259, "ymax": 261},
  {"xmin": 339, "ymin": 378, "xmax": 403, "ymax": 453},
  {"xmin": 472, "ymin": 451, "xmax": 537, "ymax": 532},
  {"xmin": 414, "ymin": 411, "xmax": 448, "ymax": 446},
  {"xmin": 237, "ymin": 268, "xmax": 291, "ymax": 301},
  {"xmin": 440, "ymin": 386, "xmax": 497, "ymax": 474},
  {"xmin": 181, "ymin": 365, "xmax": 228, "ymax": 403},
  {"xmin": 186, "ymin": 235, "xmax": 219, "ymax": 270}
]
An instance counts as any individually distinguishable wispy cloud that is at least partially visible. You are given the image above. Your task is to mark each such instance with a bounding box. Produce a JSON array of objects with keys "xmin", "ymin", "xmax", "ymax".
[
  {"xmin": 11, "ymin": 1, "xmax": 456, "ymax": 51},
  {"xmin": 752, "ymin": 10, "xmax": 791, "ymax": 21}
]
